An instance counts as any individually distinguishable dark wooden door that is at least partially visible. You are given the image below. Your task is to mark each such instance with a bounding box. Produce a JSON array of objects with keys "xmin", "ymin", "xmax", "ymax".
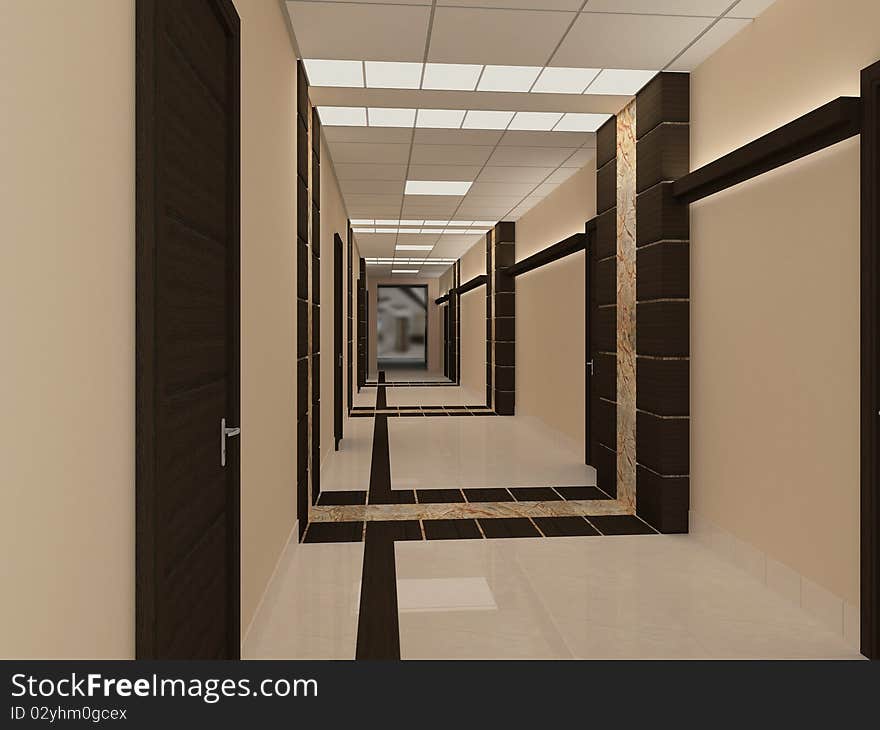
[
  {"xmin": 136, "ymin": 0, "xmax": 240, "ymax": 659},
  {"xmin": 334, "ymin": 233, "xmax": 344, "ymax": 449},
  {"xmin": 588, "ymin": 220, "xmax": 617, "ymax": 497}
]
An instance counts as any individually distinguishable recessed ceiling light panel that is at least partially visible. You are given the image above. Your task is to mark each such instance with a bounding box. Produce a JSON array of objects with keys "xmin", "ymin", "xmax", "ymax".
[
  {"xmin": 421, "ymin": 63, "xmax": 483, "ymax": 91},
  {"xmin": 532, "ymin": 66, "xmax": 601, "ymax": 94},
  {"xmin": 392, "ymin": 269, "xmax": 419, "ymax": 274},
  {"xmin": 477, "ymin": 65, "xmax": 542, "ymax": 92},
  {"xmin": 416, "ymin": 109, "xmax": 466, "ymax": 129},
  {"xmin": 365, "ymin": 61, "xmax": 423, "ymax": 89},
  {"xmin": 507, "ymin": 111, "xmax": 564, "ymax": 131},
  {"xmin": 396, "ymin": 245, "xmax": 434, "ymax": 251},
  {"xmin": 318, "ymin": 106, "xmax": 367, "ymax": 126},
  {"xmin": 405, "ymin": 180, "xmax": 473, "ymax": 196},
  {"xmin": 463, "ymin": 110, "xmax": 515, "ymax": 130},
  {"xmin": 303, "ymin": 59, "xmax": 364, "ymax": 88},
  {"xmin": 586, "ymin": 69, "xmax": 658, "ymax": 96},
  {"xmin": 554, "ymin": 112, "xmax": 611, "ymax": 132},
  {"xmin": 368, "ymin": 107, "xmax": 416, "ymax": 127}
]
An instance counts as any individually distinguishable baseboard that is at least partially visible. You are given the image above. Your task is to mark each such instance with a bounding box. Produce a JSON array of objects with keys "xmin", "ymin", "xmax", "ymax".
[
  {"xmin": 689, "ymin": 510, "xmax": 861, "ymax": 651},
  {"xmin": 240, "ymin": 518, "xmax": 299, "ymax": 653}
]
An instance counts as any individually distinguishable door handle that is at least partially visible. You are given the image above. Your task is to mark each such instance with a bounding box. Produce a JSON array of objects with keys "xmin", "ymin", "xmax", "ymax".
[
  {"xmin": 586, "ymin": 360, "xmax": 594, "ymax": 375},
  {"xmin": 221, "ymin": 417, "xmax": 240, "ymax": 467}
]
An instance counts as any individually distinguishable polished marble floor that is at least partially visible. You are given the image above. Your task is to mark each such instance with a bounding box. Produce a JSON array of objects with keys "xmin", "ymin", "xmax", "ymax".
[
  {"xmin": 388, "ymin": 415, "xmax": 595, "ymax": 491},
  {"xmin": 244, "ymin": 533, "xmax": 862, "ymax": 660},
  {"xmin": 385, "ymin": 385, "xmax": 482, "ymax": 407},
  {"xmin": 321, "ymin": 416, "xmax": 373, "ymax": 492}
]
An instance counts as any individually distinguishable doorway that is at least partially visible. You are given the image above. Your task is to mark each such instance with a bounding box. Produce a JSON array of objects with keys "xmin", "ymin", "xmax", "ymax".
[
  {"xmin": 377, "ymin": 285, "xmax": 428, "ymax": 372},
  {"xmin": 135, "ymin": 0, "xmax": 241, "ymax": 659}
]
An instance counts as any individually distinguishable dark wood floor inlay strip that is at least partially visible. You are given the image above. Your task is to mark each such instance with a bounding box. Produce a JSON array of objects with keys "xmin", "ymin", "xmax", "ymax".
[
  {"xmin": 423, "ymin": 519, "xmax": 483, "ymax": 540},
  {"xmin": 533, "ymin": 516, "xmax": 601, "ymax": 537},
  {"xmin": 510, "ymin": 487, "xmax": 562, "ymax": 502},
  {"xmin": 478, "ymin": 517, "xmax": 541, "ymax": 538},
  {"xmin": 303, "ymin": 521, "xmax": 364, "ymax": 543},
  {"xmin": 416, "ymin": 488, "xmax": 466, "ymax": 504},
  {"xmin": 317, "ymin": 490, "xmax": 367, "ymax": 506},
  {"xmin": 463, "ymin": 488, "xmax": 515, "ymax": 503},
  {"xmin": 588, "ymin": 515, "xmax": 658, "ymax": 535},
  {"xmin": 555, "ymin": 486, "xmax": 613, "ymax": 501}
]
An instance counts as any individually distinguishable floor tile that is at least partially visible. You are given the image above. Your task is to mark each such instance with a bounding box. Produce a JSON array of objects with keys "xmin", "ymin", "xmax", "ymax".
[
  {"xmin": 317, "ymin": 490, "xmax": 367, "ymax": 506},
  {"xmin": 478, "ymin": 518, "xmax": 541, "ymax": 538},
  {"xmin": 423, "ymin": 519, "xmax": 483, "ymax": 540},
  {"xmin": 464, "ymin": 488, "xmax": 514, "ymax": 503},
  {"xmin": 555, "ymin": 486, "xmax": 612, "ymax": 501},
  {"xmin": 243, "ymin": 541, "xmax": 363, "ymax": 659},
  {"xmin": 395, "ymin": 536, "xmax": 862, "ymax": 660},
  {"xmin": 366, "ymin": 520, "xmax": 423, "ymax": 542},
  {"xmin": 304, "ymin": 521, "xmax": 364, "ymax": 543},
  {"xmin": 389, "ymin": 415, "xmax": 596, "ymax": 490},
  {"xmin": 416, "ymin": 488, "xmax": 466, "ymax": 504},
  {"xmin": 510, "ymin": 487, "xmax": 562, "ymax": 502},
  {"xmin": 589, "ymin": 515, "xmax": 657, "ymax": 535},
  {"xmin": 533, "ymin": 516, "xmax": 600, "ymax": 537}
]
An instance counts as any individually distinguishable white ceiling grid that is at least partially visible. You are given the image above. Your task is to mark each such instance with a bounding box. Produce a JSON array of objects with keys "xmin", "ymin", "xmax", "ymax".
[{"xmin": 285, "ymin": 0, "xmax": 777, "ymax": 275}]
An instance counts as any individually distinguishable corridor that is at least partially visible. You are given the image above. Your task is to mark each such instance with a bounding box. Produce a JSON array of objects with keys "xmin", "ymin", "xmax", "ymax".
[{"xmin": 3, "ymin": 0, "xmax": 877, "ymax": 671}]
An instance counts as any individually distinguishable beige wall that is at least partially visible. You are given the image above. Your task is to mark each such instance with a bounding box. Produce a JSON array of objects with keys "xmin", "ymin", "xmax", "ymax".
[
  {"xmin": 319, "ymin": 142, "xmax": 351, "ymax": 469},
  {"xmin": 368, "ymin": 278, "xmax": 442, "ymax": 376},
  {"xmin": 460, "ymin": 241, "xmax": 487, "ymax": 398},
  {"xmin": 689, "ymin": 0, "xmax": 880, "ymax": 605},
  {"xmin": 0, "ymin": 0, "xmax": 135, "ymax": 659},
  {"xmin": 514, "ymin": 165, "xmax": 596, "ymax": 452},
  {"xmin": 238, "ymin": 0, "xmax": 300, "ymax": 637},
  {"xmin": 0, "ymin": 0, "xmax": 305, "ymax": 656}
]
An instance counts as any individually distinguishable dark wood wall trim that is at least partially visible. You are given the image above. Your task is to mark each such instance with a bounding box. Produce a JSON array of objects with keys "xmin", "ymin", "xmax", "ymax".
[
  {"xmin": 861, "ymin": 59, "xmax": 880, "ymax": 660},
  {"xmin": 311, "ymin": 107, "xmax": 321, "ymax": 505},
  {"xmin": 435, "ymin": 293, "xmax": 449, "ymax": 305},
  {"xmin": 635, "ymin": 72, "xmax": 690, "ymax": 534},
  {"xmin": 347, "ymin": 223, "xmax": 353, "ymax": 412},
  {"xmin": 589, "ymin": 117, "xmax": 618, "ymax": 496},
  {"xmin": 492, "ymin": 222, "xmax": 515, "ymax": 415},
  {"xmin": 295, "ymin": 60, "xmax": 310, "ymax": 536},
  {"xmin": 357, "ymin": 258, "xmax": 367, "ymax": 388},
  {"xmin": 673, "ymin": 96, "xmax": 861, "ymax": 204},
  {"xmin": 508, "ymin": 233, "xmax": 586, "ymax": 278},
  {"xmin": 456, "ymin": 274, "xmax": 487, "ymax": 296},
  {"xmin": 486, "ymin": 229, "xmax": 494, "ymax": 407}
]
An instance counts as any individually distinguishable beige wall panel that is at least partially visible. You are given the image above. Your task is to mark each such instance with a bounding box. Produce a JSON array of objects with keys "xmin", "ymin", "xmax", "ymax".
[{"xmin": 689, "ymin": 0, "xmax": 880, "ymax": 604}]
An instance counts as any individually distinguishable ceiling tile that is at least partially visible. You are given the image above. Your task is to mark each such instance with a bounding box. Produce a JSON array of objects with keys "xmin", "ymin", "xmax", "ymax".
[
  {"xmin": 467, "ymin": 181, "xmax": 539, "ymax": 197},
  {"xmin": 499, "ymin": 130, "xmax": 595, "ymax": 148},
  {"xmin": 411, "ymin": 144, "xmax": 494, "ymax": 166},
  {"xmin": 413, "ymin": 128, "xmax": 504, "ymax": 146},
  {"xmin": 437, "ymin": 0, "xmax": 583, "ymax": 9},
  {"xmin": 560, "ymin": 148, "xmax": 596, "ymax": 168},
  {"xmin": 428, "ymin": 7, "xmax": 576, "ymax": 66},
  {"xmin": 340, "ymin": 180, "xmax": 405, "ymax": 196},
  {"xmin": 488, "ymin": 146, "xmax": 578, "ymax": 167},
  {"xmin": 324, "ymin": 126, "xmax": 412, "ymax": 144},
  {"xmin": 553, "ymin": 12, "xmax": 713, "ymax": 69},
  {"xmin": 583, "ymin": 1, "xmax": 732, "ymax": 14},
  {"xmin": 334, "ymin": 164, "xmax": 409, "ymax": 182},
  {"xmin": 532, "ymin": 182, "xmax": 560, "ymax": 197},
  {"xmin": 478, "ymin": 166, "xmax": 556, "ymax": 183},
  {"xmin": 286, "ymin": 2, "xmax": 431, "ymax": 61},
  {"xmin": 668, "ymin": 17, "xmax": 752, "ymax": 71},
  {"xmin": 727, "ymin": 0, "xmax": 777, "ymax": 17},
  {"xmin": 329, "ymin": 142, "xmax": 411, "ymax": 164},
  {"xmin": 407, "ymin": 164, "xmax": 483, "ymax": 181},
  {"xmin": 545, "ymin": 166, "xmax": 580, "ymax": 184}
]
